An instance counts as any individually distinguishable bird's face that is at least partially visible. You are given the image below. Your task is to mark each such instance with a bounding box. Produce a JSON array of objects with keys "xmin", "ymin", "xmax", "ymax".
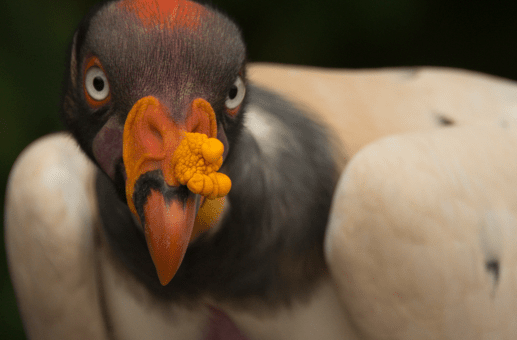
[{"xmin": 62, "ymin": 0, "xmax": 246, "ymax": 285}]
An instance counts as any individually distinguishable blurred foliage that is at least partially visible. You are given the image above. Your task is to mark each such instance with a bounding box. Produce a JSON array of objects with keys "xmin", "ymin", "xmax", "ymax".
[{"xmin": 2, "ymin": 0, "xmax": 517, "ymax": 338}]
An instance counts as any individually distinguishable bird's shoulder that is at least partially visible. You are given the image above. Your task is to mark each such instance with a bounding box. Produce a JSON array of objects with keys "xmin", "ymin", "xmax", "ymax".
[
  {"xmin": 324, "ymin": 122, "xmax": 517, "ymax": 338},
  {"xmin": 5, "ymin": 132, "xmax": 108, "ymax": 339},
  {"xmin": 248, "ymin": 63, "xmax": 517, "ymax": 156}
]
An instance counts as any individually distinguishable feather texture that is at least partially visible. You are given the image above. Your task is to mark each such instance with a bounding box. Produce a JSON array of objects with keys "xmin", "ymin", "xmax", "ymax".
[{"xmin": 325, "ymin": 122, "xmax": 517, "ymax": 339}]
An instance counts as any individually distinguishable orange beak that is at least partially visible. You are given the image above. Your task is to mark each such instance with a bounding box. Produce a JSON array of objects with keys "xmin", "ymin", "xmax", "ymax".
[{"xmin": 122, "ymin": 96, "xmax": 217, "ymax": 286}]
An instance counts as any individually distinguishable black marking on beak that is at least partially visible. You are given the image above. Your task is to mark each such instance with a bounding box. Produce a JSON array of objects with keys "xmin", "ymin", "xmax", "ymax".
[{"xmin": 132, "ymin": 170, "xmax": 191, "ymax": 226}]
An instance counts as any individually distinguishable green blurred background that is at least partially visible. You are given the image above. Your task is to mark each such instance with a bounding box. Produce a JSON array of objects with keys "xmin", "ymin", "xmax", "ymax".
[{"xmin": 2, "ymin": 0, "xmax": 517, "ymax": 338}]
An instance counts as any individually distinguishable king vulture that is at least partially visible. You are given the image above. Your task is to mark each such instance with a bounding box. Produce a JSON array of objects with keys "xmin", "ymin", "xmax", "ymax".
[{"xmin": 5, "ymin": 0, "xmax": 517, "ymax": 339}]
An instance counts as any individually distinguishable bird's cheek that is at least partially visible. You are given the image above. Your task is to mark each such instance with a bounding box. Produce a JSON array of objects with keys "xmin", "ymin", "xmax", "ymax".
[{"xmin": 92, "ymin": 117, "xmax": 124, "ymax": 180}]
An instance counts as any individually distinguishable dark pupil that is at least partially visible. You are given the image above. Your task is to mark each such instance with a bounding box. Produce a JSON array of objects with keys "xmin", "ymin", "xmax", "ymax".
[
  {"xmin": 93, "ymin": 77, "xmax": 105, "ymax": 92},
  {"xmin": 228, "ymin": 85, "xmax": 238, "ymax": 100}
]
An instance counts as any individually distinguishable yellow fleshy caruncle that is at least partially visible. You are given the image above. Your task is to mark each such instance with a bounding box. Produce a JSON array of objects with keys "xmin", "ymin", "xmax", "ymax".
[{"xmin": 171, "ymin": 132, "xmax": 231, "ymax": 199}]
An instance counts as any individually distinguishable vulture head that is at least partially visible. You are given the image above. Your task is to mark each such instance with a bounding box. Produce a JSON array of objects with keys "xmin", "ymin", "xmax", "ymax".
[
  {"xmin": 61, "ymin": 0, "xmax": 338, "ymax": 304},
  {"xmin": 62, "ymin": 0, "xmax": 246, "ymax": 286}
]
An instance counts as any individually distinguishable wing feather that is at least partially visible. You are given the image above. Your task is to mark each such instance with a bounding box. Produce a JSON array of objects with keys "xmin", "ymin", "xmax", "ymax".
[
  {"xmin": 5, "ymin": 133, "xmax": 107, "ymax": 339},
  {"xmin": 325, "ymin": 123, "xmax": 517, "ymax": 339}
]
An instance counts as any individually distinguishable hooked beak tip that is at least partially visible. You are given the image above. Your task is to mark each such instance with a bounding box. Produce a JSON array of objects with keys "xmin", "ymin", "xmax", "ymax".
[{"xmin": 141, "ymin": 187, "xmax": 197, "ymax": 286}]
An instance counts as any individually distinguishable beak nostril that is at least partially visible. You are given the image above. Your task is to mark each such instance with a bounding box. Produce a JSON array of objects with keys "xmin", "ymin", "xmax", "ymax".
[
  {"xmin": 150, "ymin": 124, "xmax": 163, "ymax": 144},
  {"xmin": 189, "ymin": 117, "xmax": 201, "ymax": 134},
  {"xmin": 138, "ymin": 113, "xmax": 166, "ymax": 155},
  {"xmin": 187, "ymin": 98, "xmax": 218, "ymax": 137}
]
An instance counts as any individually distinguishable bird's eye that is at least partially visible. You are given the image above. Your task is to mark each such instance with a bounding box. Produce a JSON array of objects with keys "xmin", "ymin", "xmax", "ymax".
[
  {"xmin": 85, "ymin": 66, "xmax": 110, "ymax": 102},
  {"xmin": 225, "ymin": 76, "xmax": 245, "ymax": 110}
]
